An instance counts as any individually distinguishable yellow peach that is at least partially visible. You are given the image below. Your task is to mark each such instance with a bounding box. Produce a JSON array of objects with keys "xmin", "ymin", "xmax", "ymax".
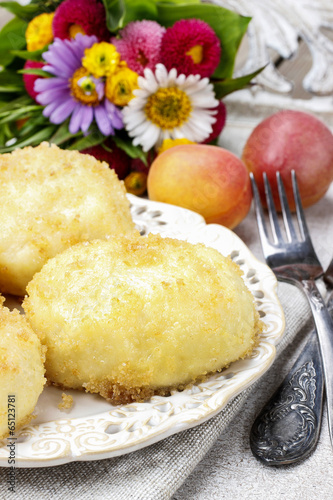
[{"xmin": 147, "ymin": 144, "xmax": 252, "ymax": 229}]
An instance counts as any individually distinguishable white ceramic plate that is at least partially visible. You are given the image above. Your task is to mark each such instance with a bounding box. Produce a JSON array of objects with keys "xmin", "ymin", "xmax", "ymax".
[{"xmin": 0, "ymin": 195, "xmax": 285, "ymax": 468}]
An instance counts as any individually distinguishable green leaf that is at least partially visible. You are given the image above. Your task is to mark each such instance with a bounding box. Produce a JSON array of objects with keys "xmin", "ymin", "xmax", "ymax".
[
  {"xmin": 0, "ymin": 128, "xmax": 5, "ymax": 147},
  {"xmin": 30, "ymin": 0, "xmax": 63, "ymax": 13},
  {"xmin": 0, "ymin": 100, "xmax": 39, "ymax": 117},
  {"xmin": 16, "ymin": 113, "xmax": 49, "ymax": 138},
  {"xmin": 212, "ymin": 66, "xmax": 265, "ymax": 98},
  {"xmin": 0, "ymin": 2, "xmax": 39, "ymax": 21},
  {"xmin": 0, "ymin": 122, "xmax": 13, "ymax": 146},
  {"xmin": 49, "ymin": 121, "xmax": 81, "ymax": 146},
  {"xmin": 0, "ymin": 105, "xmax": 42, "ymax": 124},
  {"xmin": 18, "ymin": 68, "xmax": 50, "ymax": 77},
  {"xmin": 0, "ymin": 84, "xmax": 24, "ymax": 93},
  {"xmin": 102, "ymin": 0, "xmax": 125, "ymax": 32},
  {"xmin": 0, "ymin": 94, "xmax": 32, "ymax": 112},
  {"xmin": 0, "ymin": 125, "xmax": 56, "ymax": 153},
  {"xmin": 121, "ymin": 0, "xmax": 158, "ymax": 25},
  {"xmin": 0, "ymin": 17, "xmax": 27, "ymax": 67},
  {"xmin": 68, "ymin": 130, "xmax": 106, "ymax": 151},
  {"xmin": 10, "ymin": 47, "xmax": 47, "ymax": 62},
  {"xmin": 0, "ymin": 70, "xmax": 25, "ymax": 92},
  {"xmin": 112, "ymin": 135, "xmax": 147, "ymax": 164},
  {"xmin": 156, "ymin": 3, "xmax": 250, "ymax": 79}
]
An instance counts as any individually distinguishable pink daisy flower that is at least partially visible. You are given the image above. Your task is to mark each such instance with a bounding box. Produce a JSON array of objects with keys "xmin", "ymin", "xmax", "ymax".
[
  {"xmin": 111, "ymin": 20, "xmax": 166, "ymax": 76},
  {"xmin": 160, "ymin": 19, "xmax": 221, "ymax": 78},
  {"xmin": 202, "ymin": 101, "xmax": 227, "ymax": 143},
  {"xmin": 23, "ymin": 60, "xmax": 45, "ymax": 101},
  {"xmin": 53, "ymin": 0, "xmax": 109, "ymax": 41}
]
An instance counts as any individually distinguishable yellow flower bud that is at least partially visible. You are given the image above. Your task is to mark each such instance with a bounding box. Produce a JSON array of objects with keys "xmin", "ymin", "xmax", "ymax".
[
  {"xmin": 25, "ymin": 13, "xmax": 54, "ymax": 52},
  {"xmin": 82, "ymin": 43, "xmax": 120, "ymax": 78},
  {"xmin": 158, "ymin": 138, "xmax": 195, "ymax": 155},
  {"xmin": 124, "ymin": 171, "xmax": 147, "ymax": 196},
  {"xmin": 105, "ymin": 67, "xmax": 139, "ymax": 107}
]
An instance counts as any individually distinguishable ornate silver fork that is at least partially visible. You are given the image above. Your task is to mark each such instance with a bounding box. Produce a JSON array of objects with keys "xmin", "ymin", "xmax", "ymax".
[{"xmin": 249, "ymin": 171, "xmax": 333, "ymax": 461}]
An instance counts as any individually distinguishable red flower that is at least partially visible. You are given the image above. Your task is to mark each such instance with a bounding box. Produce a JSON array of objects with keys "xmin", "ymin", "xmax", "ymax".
[
  {"xmin": 23, "ymin": 60, "xmax": 45, "ymax": 101},
  {"xmin": 53, "ymin": 0, "xmax": 109, "ymax": 41},
  {"xmin": 130, "ymin": 150, "xmax": 156, "ymax": 174},
  {"xmin": 202, "ymin": 101, "xmax": 227, "ymax": 144},
  {"xmin": 160, "ymin": 19, "xmax": 221, "ymax": 78},
  {"xmin": 80, "ymin": 142, "xmax": 131, "ymax": 180}
]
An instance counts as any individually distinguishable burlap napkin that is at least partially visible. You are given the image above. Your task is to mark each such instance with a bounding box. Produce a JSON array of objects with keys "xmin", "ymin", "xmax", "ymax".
[{"xmin": 0, "ymin": 281, "xmax": 312, "ymax": 500}]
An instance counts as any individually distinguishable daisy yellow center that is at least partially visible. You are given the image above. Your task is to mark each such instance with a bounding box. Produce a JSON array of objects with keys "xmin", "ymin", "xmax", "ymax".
[
  {"xmin": 69, "ymin": 24, "xmax": 86, "ymax": 38},
  {"xmin": 82, "ymin": 43, "xmax": 121, "ymax": 78},
  {"xmin": 186, "ymin": 45, "xmax": 204, "ymax": 64},
  {"xmin": 145, "ymin": 87, "xmax": 192, "ymax": 129},
  {"xmin": 70, "ymin": 67, "xmax": 100, "ymax": 106},
  {"xmin": 25, "ymin": 12, "xmax": 54, "ymax": 52}
]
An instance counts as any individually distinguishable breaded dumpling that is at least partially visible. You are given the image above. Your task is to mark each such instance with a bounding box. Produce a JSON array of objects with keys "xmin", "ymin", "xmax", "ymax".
[
  {"xmin": 23, "ymin": 234, "xmax": 261, "ymax": 405},
  {"xmin": 0, "ymin": 142, "xmax": 134, "ymax": 296},
  {"xmin": 0, "ymin": 296, "xmax": 46, "ymax": 439}
]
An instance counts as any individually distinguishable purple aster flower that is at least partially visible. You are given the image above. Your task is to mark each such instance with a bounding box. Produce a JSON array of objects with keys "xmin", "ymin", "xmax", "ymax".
[{"xmin": 34, "ymin": 34, "xmax": 123, "ymax": 135}]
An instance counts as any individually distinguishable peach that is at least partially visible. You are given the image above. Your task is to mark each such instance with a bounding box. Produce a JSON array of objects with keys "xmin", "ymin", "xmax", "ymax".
[
  {"xmin": 147, "ymin": 144, "xmax": 252, "ymax": 229},
  {"xmin": 242, "ymin": 110, "xmax": 333, "ymax": 210}
]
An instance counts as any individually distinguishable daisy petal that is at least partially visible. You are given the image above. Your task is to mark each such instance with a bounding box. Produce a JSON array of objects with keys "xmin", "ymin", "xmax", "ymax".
[
  {"xmin": 80, "ymin": 106, "xmax": 94, "ymax": 133},
  {"xmin": 130, "ymin": 120, "xmax": 151, "ymax": 137},
  {"xmin": 123, "ymin": 63, "xmax": 219, "ymax": 150},
  {"xmin": 43, "ymin": 100, "xmax": 62, "ymax": 118},
  {"xmin": 50, "ymin": 98, "xmax": 76, "ymax": 124},
  {"xmin": 141, "ymin": 124, "xmax": 160, "ymax": 151},
  {"xmin": 36, "ymin": 88, "xmax": 69, "ymax": 106},
  {"xmin": 191, "ymin": 93, "xmax": 219, "ymax": 107},
  {"xmin": 132, "ymin": 122, "xmax": 158, "ymax": 151},
  {"xmin": 155, "ymin": 64, "xmax": 168, "ymax": 86},
  {"xmin": 94, "ymin": 105, "xmax": 113, "ymax": 136},
  {"xmin": 69, "ymin": 104, "xmax": 85, "ymax": 134},
  {"xmin": 123, "ymin": 110, "xmax": 146, "ymax": 131},
  {"xmin": 34, "ymin": 77, "xmax": 68, "ymax": 93}
]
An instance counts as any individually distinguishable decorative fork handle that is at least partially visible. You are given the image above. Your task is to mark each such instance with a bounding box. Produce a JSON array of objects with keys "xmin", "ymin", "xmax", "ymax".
[
  {"xmin": 250, "ymin": 333, "xmax": 324, "ymax": 465},
  {"xmin": 301, "ymin": 280, "xmax": 333, "ymax": 443},
  {"xmin": 250, "ymin": 288, "xmax": 333, "ymax": 465}
]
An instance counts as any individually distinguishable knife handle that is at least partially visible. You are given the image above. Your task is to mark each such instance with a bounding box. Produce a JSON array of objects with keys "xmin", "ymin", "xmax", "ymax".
[{"xmin": 250, "ymin": 333, "xmax": 324, "ymax": 465}]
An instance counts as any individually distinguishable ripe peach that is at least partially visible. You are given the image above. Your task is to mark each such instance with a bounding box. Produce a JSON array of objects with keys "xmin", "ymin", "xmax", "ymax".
[
  {"xmin": 242, "ymin": 110, "xmax": 333, "ymax": 210},
  {"xmin": 147, "ymin": 144, "xmax": 252, "ymax": 229}
]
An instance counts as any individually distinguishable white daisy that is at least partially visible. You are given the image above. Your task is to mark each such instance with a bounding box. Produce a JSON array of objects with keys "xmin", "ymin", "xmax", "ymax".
[{"xmin": 122, "ymin": 63, "xmax": 218, "ymax": 151}]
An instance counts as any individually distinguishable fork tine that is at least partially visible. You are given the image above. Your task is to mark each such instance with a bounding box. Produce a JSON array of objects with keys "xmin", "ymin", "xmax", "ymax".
[
  {"xmin": 263, "ymin": 173, "xmax": 283, "ymax": 244},
  {"xmin": 292, "ymin": 170, "xmax": 309, "ymax": 241},
  {"xmin": 276, "ymin": 172, "xmax": 298, "ymax": 242},
  {"xmin": 250, "ymin": 173, "xmax": 272, "ymax": 246}
]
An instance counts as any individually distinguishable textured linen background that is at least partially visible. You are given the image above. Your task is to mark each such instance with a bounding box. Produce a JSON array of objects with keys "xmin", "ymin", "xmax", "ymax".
[{"xmin": 1, "ymin": 184, "xmax": 332, "ymax": 500}]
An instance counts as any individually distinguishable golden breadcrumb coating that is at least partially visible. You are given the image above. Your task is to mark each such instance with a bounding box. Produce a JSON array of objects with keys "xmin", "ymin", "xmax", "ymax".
[
  {"xmin": 23, "ymin": 233, "xmax": 262, "ymax": 405},
  {"xmin": 0, "ymin": 296, "xmax": 46, "ymax": 439},
  {"xmin": 0, "ymin": 142, "xmax": 134, "ymax": 296},
  {"xmin": 58, "ymin": 393, "xmax": 74, "ymax": 411}
]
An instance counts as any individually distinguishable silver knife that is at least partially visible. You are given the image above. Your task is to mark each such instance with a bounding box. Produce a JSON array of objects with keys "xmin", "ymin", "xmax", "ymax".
[{"xmin": 250, "ymin": 259, "xmax": 333, "ymax": 465}]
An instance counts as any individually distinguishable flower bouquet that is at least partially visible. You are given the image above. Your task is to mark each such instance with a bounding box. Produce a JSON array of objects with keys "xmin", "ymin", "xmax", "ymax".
[{"xmin": 0, "ymin": 0, "xmax": 262, "ymax": 193}]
